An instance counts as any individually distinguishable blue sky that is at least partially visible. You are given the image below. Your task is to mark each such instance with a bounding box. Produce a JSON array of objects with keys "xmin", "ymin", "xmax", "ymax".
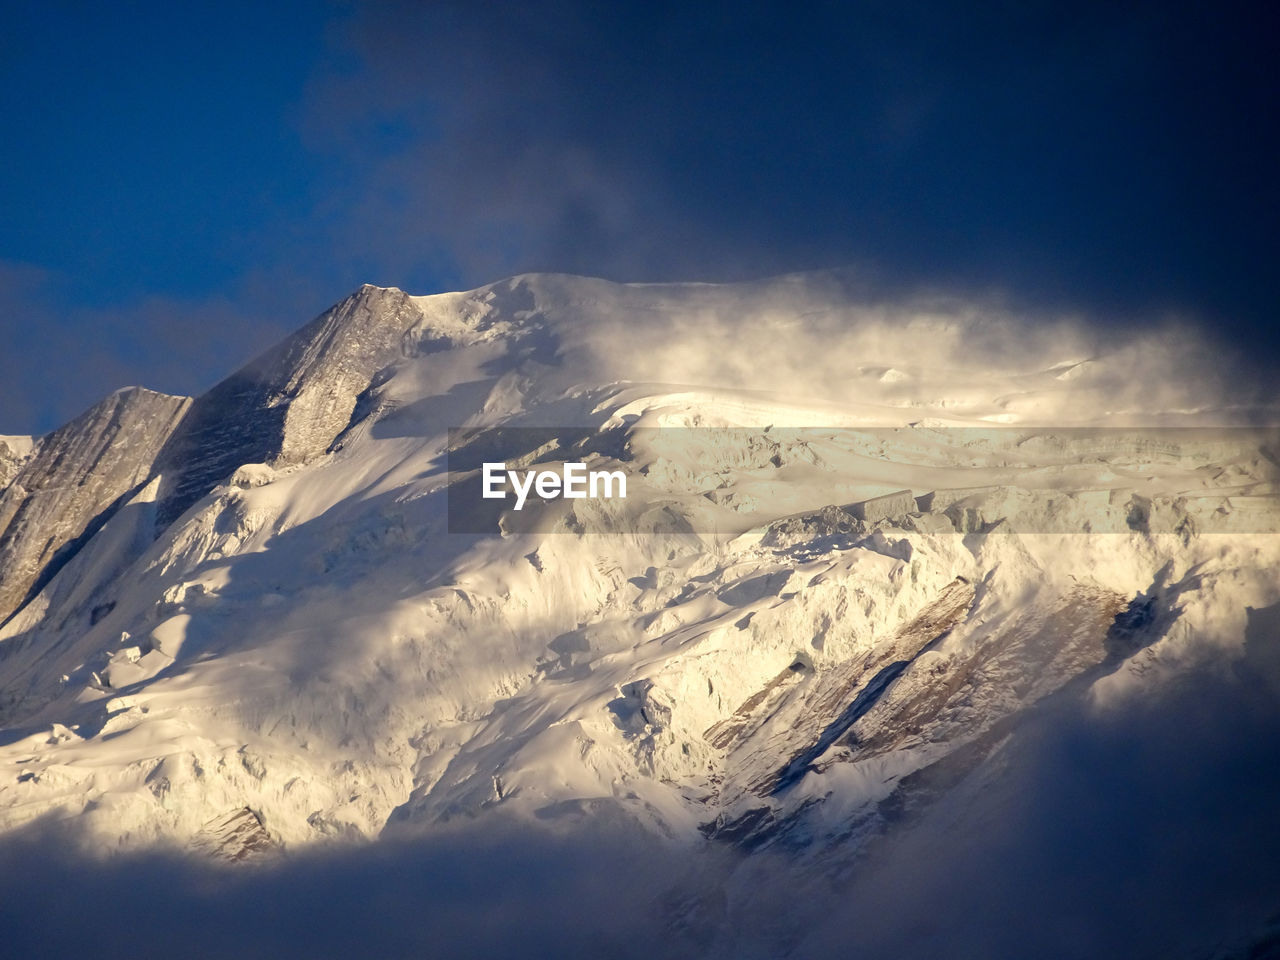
[{"xmin": 2, "ymin": 0, "xmax": 1276, "ymax": 434}]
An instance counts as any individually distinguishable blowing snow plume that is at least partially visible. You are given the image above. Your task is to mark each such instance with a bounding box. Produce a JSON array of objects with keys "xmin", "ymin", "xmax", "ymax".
[{"xmin": 0, "ymin": 273, "xmax": 1277, "ymax": 959}]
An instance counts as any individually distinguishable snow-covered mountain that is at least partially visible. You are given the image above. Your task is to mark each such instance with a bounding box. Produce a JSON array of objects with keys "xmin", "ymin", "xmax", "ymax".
[{"xmin": 1, "ymin": 273, "xmax": 1277, "ymax": 956}]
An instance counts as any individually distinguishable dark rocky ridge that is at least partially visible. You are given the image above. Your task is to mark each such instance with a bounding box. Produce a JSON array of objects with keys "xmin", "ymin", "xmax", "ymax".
[
  {"xmin": 152, "ymin": 284, "xmax": 424, "ymax": 528},
  {"xmin": 0, "ymin": 387, "xmax": 189, "ymax": 625},
  {"xmin": 0, "ymin": 285, "xmax": 428, "ymax": 627},
  {"xmin": 0, "ymin": 437, "xmax": 32, "ymax": 491}
]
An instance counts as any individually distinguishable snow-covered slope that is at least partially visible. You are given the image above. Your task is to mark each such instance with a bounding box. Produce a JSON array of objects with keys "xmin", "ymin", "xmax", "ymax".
[{"xmin": 0, "ymin": 274, "xmax": 1276, "ymax": 944}]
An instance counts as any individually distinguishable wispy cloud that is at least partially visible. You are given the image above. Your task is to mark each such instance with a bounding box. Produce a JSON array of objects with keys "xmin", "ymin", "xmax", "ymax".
[{"xmin": 4, "ymin": 2, "xmax": 1276, "ymax": 432}]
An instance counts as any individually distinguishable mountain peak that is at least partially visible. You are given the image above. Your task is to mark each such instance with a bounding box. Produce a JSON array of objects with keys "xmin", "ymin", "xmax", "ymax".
[
  {"xmin": 0, "ymin": 274, "xmax": 1275, "ymax": 898},
  {"xmin": 0, "ymin": 386, "xmax": 190, "ymax": 626}
]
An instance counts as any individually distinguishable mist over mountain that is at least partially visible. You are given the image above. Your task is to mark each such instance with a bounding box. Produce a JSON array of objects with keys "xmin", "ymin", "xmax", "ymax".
[{"xmin": 1, "ymin": 273, "xmax": 1278, "ymax": 958}]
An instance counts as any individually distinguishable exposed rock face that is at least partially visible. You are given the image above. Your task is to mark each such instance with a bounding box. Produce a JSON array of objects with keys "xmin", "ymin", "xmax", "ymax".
[
  {"xmin": 0, "ymin": 273, "xmax": 1276, "ymax": 958},
  {"xmin": 193, "ymin": 807, "xmax": 276, "ymax": 862},
  {"xmin": 0, "ymin": 436, "xmax": 34, "ymax": 491},
  {"xmin": 152, "ymin": 284, "xmax": 424, "ymax": 527},
  {"xmin": 0, "ymin": 438, "xmax": 35, "ymax": 539},
  {"xmin": 0, "ymin": 388, "xmax": 189, "ymax": 625},
  {"xmin": 0, "ymin": 285, "xmax": 431, "ymax": 627},
  {"xmin": 713, "ymin": 577, "xmax": 977, "ymax": 805}
]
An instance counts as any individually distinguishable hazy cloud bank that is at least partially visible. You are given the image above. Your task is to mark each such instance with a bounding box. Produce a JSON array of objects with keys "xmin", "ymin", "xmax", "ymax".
[{"xmin": 3, "ymin": 605, "xmax": 1278, "ymax": 959}]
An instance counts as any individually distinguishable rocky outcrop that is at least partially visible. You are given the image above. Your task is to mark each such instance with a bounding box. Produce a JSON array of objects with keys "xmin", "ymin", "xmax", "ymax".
[
  {"xmin": 0, "ymin": 285, "xmax": 432, "ymax": 623},
  {"xmin": 152, "ymin": 285, "xmax": 424, "ymax": 527},
  {"xmin": 0, "ymin": 436, "xmax": 34, "ymax": 492},
  {"xmin": 0, "ymin": 388, "xmax": 190, "ymax": 625},
  {"xmin": 193, "ymin": 807, "xmax": 276, "ymax": 862}
]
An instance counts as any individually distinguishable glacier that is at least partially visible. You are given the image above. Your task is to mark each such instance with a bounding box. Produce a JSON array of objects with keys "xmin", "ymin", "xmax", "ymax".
[{"xmin": 0, "ymin": 272, "xmax": 1277, "ymax": 957}]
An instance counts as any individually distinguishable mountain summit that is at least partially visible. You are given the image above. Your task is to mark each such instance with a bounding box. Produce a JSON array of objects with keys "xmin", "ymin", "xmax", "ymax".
[{"xmin": 1, "ymin": 273, "xmax": 1277, "ymax": 955}]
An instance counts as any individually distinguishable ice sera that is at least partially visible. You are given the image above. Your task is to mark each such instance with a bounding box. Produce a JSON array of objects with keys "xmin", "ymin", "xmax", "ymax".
[{"xmin": 482, "ymin": 461, "xmax": 627, "ymax": 511}]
